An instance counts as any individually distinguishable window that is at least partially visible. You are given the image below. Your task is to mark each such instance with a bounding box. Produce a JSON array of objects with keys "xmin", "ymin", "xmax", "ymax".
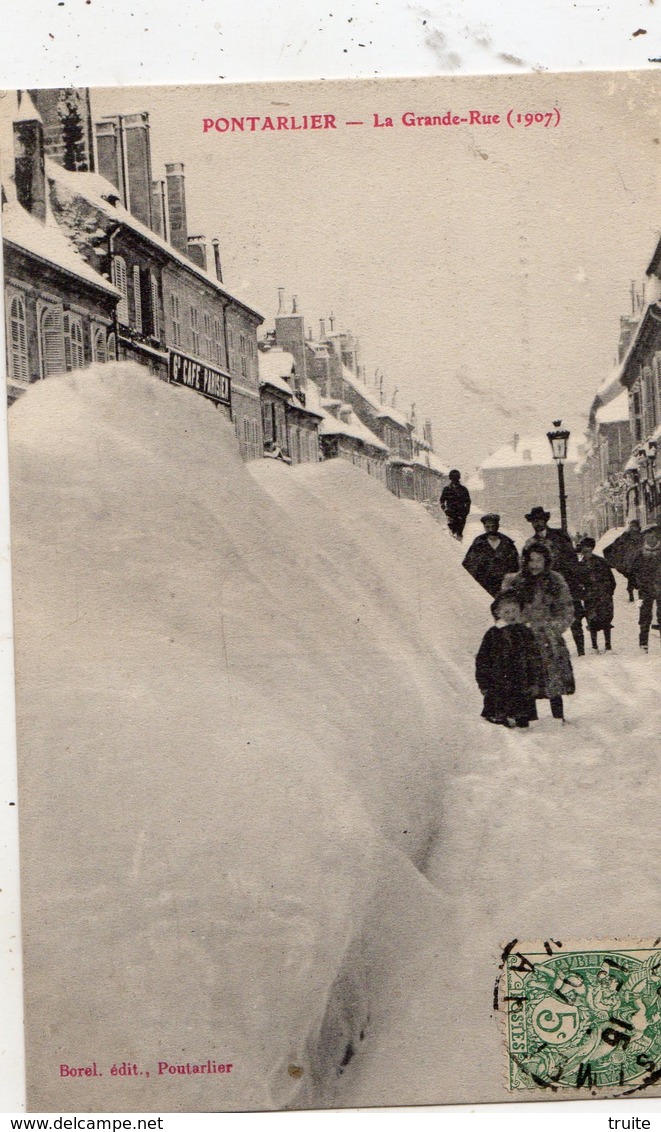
[
  {"xmin": 213, "ymin": 318, "xmax": 222, "ymax": 365},
  {"xmin": 113, "ymin": 256, "xmax": 129, "ymax": 325},
  {"xmin": 40, "ymin": 307, "xmax": 65, "ymax": 378},
  {"xmin": 190, "ymin": 306, "xmax": 200, "ymax": 355},
  {"xmin": 107, "ymin": 332, "xmax": 117, "ymax": 361},
  {"xmin": 9, "ymin": 294, "xmax": 29, "ymax": 384},
  {"xmin": 150, "ymin": 274, "xmax": 160, "ymax": 341},
  {"xmin": 239, "ymin": 333, "xmax": 247, "ymax": 377},
  {"xmin": 133, "ymin": 265, "xmax": 142, "ymax": 334},
  {"xmin": 204, "ymin": 313, "xmax": 213, "ymax": 360},
  {"xmin": 63, "ymin": 314, "xmax": 85, "ymax": 371},
  {"xmin": 92, "ymin": 326, "xmax": 107, "ymax": 364},
  {"xmin": 170, "ymin": 294, "xmax": 181, "ymax": 346}
]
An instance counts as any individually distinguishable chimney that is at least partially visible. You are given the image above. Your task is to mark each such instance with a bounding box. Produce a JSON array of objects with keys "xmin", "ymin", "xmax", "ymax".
[
  {"xmin": 275, "ymin": 292, "xmax": 307, "ymax": 383},
  {"xmin": 277, "ymin": 287, "xmax": 284, "ymax": 315},
  {"xmin": 329, "ymin": 312, "xmax": 335, "ymax": 332},
  {"xmin": 151, "ymin": 179, "xmax": 167, "ymax": 239},
  {"xmin": 187, "ymin": 235, "xmax": 207, "ymax": 271},
  {"xmin": 292, "ymin": 296, "xmax": 298, "ymax": 314},
  {"xmin": 95, "ymin": 118, "xmax": 123, "ymax": 199},
  {"xmin": 319, "ymin": 319, "xmax": 326, "ymax": 340},
  {"xmin": 212, "ymin": 239, "xmax": 223, "ymax": 282},
  {"xmin": 165, "ymin": 161, "xmax": 188, "ymax": 254},
  {"xmin": 13, "ymin": 94, "xmax": 46, "ymax": 222},
  {"xmin": 119, "ymin": 112, "xmax": 153, "ymax": 228},
  {"xmin": 512, "ymin": 432, "xmax": 520, "ymax": 451},
  {"xmin": 424, "ymin": 418, "xmax": 433, "ymax": 449}
]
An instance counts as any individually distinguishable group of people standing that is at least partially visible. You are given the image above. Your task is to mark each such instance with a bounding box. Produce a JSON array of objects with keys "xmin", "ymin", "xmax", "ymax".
[{"xmin": 456, "ymin": 500, "xmax": 661, "ymax": 729}]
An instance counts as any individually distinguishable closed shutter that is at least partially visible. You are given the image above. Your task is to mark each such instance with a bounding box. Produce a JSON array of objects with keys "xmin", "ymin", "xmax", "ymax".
[
  {"xmin": 113, "ymin": 257, "xmax": 128, "ymax": 324},
  {"xmin": 40, "ymin": 307, "xmax": 65, "ymax": 377},
  {"xmin": 63, "ymin": 312, "xmax": 72, "ymax": 371},
  {"xmin": 9, "ymin": 295, "xmax": 29, "ymax": 383},
  {"xmin": 133, "ymin": 265, "xmax": 143, "ymax": 334},
  {"xmin": 93, "ymin": 326, "xmax": 107, "ymax": 363},
  {"xmin": 70, "ymin": 318, "xmax": 85, "ymax": 369},
  {"xmin": 150, "ymin": 275, "xmax": 160, "ymax": 340}
]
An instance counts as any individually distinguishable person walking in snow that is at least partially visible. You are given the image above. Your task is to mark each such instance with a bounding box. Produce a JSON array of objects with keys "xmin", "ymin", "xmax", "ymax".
[
  {"xmin": 462, "ymin": 513, "xmax": 520, "ymax": 597},
  {"xmin": 475, "ymin": 590, "xmax": 541, "ymax": 728},
  {"xmin": 440, "ymin": 469, "xmax": 471, "ymax": 541},
  {"xmin": 576, "ymin": 537, "xmax": 616, "ymax": 652},
  {"xmin": 630, "ymin": 523, "xmax": 661, "ymax": 652},
  {"xmin": 523, "ymin": 505, "xmax": 586, "ymax": 657},
  {"xmin": 501, "ymin": 542, "xmax": 576, "ymax": 721},
  {"xmin": 603, "ymin": 518, "xmax": 643, "ymax": 602}
]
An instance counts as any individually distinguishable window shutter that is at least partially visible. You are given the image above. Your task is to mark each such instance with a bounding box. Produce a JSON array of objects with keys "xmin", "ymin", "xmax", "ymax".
[
  {"xmin": 63, "ymin": 312, "xmax": 72, "ymax": 371},
  {"xmin": 10, "ymin": 295, "xmax": 29, "ymax": 383},
  {"xmin": 41, "ymin": 308, "xmax": 65, "ymax": 377},
  {"xmin": 133, "ymin": 265, "xmax": 143, "ymax": 334}
]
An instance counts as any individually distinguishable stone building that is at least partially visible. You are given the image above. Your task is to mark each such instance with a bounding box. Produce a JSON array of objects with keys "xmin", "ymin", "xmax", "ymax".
[
  {"xmin": 258, "ymin": 346, "xmax": 322, "ymax": 464},
  {"xmin": 2, "ymin": 92, "xmax": 120, "ymax": 404}
]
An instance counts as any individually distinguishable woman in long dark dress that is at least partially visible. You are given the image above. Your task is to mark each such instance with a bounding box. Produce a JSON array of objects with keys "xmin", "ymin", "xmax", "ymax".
[{"xmin": 501, "ymin": 543, "xmax": 576, "ymax": 721}]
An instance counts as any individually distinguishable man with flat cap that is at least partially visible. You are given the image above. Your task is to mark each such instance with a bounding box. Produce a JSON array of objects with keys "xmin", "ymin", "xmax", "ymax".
[
  {"xmin": 462, "ymin": 513, "xmax": 520, "ymax": 597},
  {"xmin": 523, "ymin": 505, "xmax": 586, "ymax": 656}
]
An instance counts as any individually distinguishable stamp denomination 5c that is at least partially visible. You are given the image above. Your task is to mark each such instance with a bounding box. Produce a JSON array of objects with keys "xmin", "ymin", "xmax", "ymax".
[{"xmin": 498, "ymin": 939, "xmax": 661, "ymax": 1096}]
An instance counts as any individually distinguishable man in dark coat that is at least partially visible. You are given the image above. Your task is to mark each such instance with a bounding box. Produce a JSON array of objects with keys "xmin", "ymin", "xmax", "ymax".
[
  {"xmin": 440, "ymin": 469, "xmax": 471, "ymax": 540},
  {"xmin": 523, "ymin": 505, "xmax": 586, "ymax": 656},
  {"xmin": 630, "ymin": 523, "xmax": 661, "ymax": 651},
  {"xmin": 603, "ymin": 519, "xmax": 643, "ymax": 601},
  {"xmin": 462, "ymin": 513, "xmax": 520, "ymax": 597},
  {"xmin": 577, "ymin": 537, "xmax": 616, "ymax": 652}
]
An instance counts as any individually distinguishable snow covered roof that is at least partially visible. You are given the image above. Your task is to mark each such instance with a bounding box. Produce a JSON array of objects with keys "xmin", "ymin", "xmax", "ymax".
[
  {"xmin": 13, "ymin": 91, "xmax": 41, "ymax": 125},
  {"xmin": 318, "ymin": 406, "xmax": 389, "ymax": 451},
  {"xmin": 427, "ymin": 451, "xmax": 450, "ymax": 475},
  {"xmin": 258, "ymin": 349, "xmax": 295, "ymax": 393},
  {"xmin": 480, "ymin": 433, "xmax": 581, "ymax": 470},
  {"xmin": 340, "ymin": 365, "xmax": 411, "ymax": 429},
  {"xmin": 2, "ymin": 198, "xmax": 121, "ymax": 297},
  {"xmin": 46, "ymin": 159, "xmax": 263, "ymax": 322},
  {"xmin": 594, "ymin": 389, "xmax": 629, "ymax": 425}
]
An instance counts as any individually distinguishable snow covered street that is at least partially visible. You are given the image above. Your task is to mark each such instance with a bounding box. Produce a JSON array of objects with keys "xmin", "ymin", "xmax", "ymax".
[{"xmin": 8, "ymin": 365, "xmax": 661, "ymax": 1112}]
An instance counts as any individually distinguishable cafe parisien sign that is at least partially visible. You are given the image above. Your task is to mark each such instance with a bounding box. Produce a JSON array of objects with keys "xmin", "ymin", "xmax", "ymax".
[{"xmin": 169, "ymin": 349, "xmax": 231, "ymax": 407}]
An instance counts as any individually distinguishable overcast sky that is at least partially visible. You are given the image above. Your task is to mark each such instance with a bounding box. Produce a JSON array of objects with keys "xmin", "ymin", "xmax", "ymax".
[{"xmin": 93, "ymin": 72, "xmax": 660, "ymax": 473}]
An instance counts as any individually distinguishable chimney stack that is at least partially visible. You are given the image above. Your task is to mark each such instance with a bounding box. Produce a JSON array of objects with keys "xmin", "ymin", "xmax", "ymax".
[
  {"xmin": 95, "ymin": 113, "xmax": 154, "ymax": 228},
  {"xmin": 151, "ymin": 179, "xmax": 167, "ymax": 239},
  {"xmin": 424, "ymin": 418, "xmax": 433, "ymax": 449},
  {"xmin": 319, "ymin": 319, "xmax": 326, "ymax": 340},
  {"xmin": 165, "ymin": 162, "xmax": 188, "ymax": 254},
  {"xmin": 13, "ymin": 93, "xmax": 46, "ymax": 222},
  {"xmin": 277, "ymin": 287, "xmax": 285, "ymax": 315},
  {"xmin": 95, "ymin": 118, "xmax": 122, "ymax": 199},
  {"xmin": 292, "ymin": 295, "xmax": 298, "ymax": 314},
  {"xmin": 212, "ymin": 239, "xmax": 223, "ymax": 283},
  {"xmin": 187, "ymin": 235, "xmax": 208, "ymax": 271}
]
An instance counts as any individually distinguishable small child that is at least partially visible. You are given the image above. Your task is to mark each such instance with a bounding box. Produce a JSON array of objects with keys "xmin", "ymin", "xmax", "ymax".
[{"xmin": 475, "ymin": 591, "xmax": 541, "ymax": 729}]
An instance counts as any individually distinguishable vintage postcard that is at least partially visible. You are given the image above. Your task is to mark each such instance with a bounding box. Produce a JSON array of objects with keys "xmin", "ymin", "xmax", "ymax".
[{"xmin": 1, "ymin": 71, "xmax": 661, "ymax": 1112}]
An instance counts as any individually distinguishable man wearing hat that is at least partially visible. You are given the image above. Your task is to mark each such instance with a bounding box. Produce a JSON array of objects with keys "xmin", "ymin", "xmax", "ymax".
[
  {"xmin": 440, "ymin": 469, "xmax": 471, "ymax": 540},
  {"xmin": 576, "ymin": 537, "xmax": 616, "ymax": 652},
  {"xmin": 462, "ymin": 513, "xmax": 520, "ymax": 597},
  {"xmin": 523, "ymin": 505, "xmax": 586, "ymax": 656},
  {"xmin": 630, "ymin": 523, "xmax": 661, "ymax": 651}
]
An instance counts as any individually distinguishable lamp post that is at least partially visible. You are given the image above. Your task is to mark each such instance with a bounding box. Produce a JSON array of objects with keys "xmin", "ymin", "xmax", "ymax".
[{"xmin": 547, "ymin": 420, "xmax": 571, "ymax": 534}]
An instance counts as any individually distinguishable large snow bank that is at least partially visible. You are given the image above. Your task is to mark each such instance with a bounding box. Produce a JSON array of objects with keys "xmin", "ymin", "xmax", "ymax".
[{"xmin": 10, "ymin": 363, "xmax": 488, "ymax": 1112}]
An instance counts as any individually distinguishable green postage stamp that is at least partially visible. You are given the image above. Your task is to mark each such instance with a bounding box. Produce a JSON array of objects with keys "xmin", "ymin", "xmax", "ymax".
[{"xmin": 499, "ymin": 939, "xmax": 661, "ymax": 1096}]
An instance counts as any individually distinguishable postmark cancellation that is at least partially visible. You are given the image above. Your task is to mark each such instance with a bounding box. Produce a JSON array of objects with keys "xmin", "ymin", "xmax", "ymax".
[{"xmin": 497, "ymin": 938, "xmax": 661, "ymax": 1098}]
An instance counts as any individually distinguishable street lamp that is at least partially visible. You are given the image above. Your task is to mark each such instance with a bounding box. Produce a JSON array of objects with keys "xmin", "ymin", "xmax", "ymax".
[{"xmin": 547, "ymin": 420, "xmax": 571, "ymax": 534}]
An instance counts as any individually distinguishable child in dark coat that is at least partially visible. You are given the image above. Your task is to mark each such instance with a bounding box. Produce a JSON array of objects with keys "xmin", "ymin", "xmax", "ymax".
[{"xmin": 475, "ymin": 591, "xmax": 541, "ymax": 728}]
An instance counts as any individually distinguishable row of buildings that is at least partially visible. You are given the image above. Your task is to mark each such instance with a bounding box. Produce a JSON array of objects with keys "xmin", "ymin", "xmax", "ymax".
[
  {"xmin": 475, "ymin": 269, "xmax": 661, "ymax": 541},
  {"xmin": 2, "ymin": 87, "xmax": 449, "ymax": 506}
]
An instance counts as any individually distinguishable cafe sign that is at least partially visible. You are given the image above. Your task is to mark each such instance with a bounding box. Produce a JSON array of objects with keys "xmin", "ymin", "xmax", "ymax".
[{"xmin": 169, "ymin": 349, "xmax": 231, "ymax": 407}]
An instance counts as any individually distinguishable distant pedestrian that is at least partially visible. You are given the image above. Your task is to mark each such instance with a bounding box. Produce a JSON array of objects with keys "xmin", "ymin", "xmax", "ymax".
[
  {"xmin": 440, "ymin": 469, "xmax": 471, "ymax": 541},
  {"xmin": 603, "ymin": 519, "xmax": 643, "ymax": 602},
  {"xmin": 502, "ymin": 543, "xmax": 576, "ymax": 721},
  {"xmin": 630, "ymin": 523, "xmax": 661, "ymax": 652},
  {"xmin": 577, "ymin": 537, "xmax": 616, "ymax": 652},
  {"xmin": 475, "ymin": 591, "xmax": 541, "ymax": 729},
  {"xmin": 523, "ymin": 505, "xmax": 586, "ymax": 656},
  {"xmin": 462, "ymin": 513, "xmax": 519, "ymax": 597}
]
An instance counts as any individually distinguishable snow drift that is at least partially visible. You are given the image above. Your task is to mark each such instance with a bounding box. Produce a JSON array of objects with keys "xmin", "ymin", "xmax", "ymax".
[{"xmin": 9, "ymin": 363, "xmax": 488, "ymax": 1112}]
